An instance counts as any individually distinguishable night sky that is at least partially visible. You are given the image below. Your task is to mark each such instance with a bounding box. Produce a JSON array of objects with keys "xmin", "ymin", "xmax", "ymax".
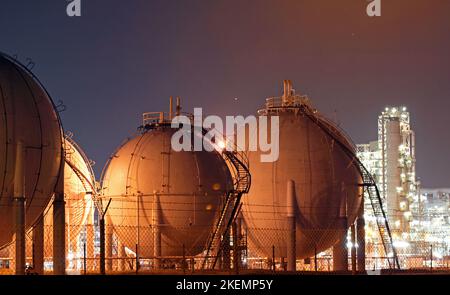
[{"xmin": 1, "ymin": 0, "xmax": 449, "ymax": 187}]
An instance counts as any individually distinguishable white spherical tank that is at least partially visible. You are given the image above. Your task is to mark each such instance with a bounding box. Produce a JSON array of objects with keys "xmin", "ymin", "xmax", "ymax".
[
  {"xmin": 242, "ymin": 81, "xmax": 363, "ymax": 259},
  {"xmin": 101, "ymin": 118, "xmax": 233, "ymax": 257},
  {"xmin": 45, "ymin": 136, "xmax": 96, "ymax": 234},
  {"xmin": 63, "ymin": 136, "xmax": 96, "ymax": 230},
  {"xmin": 0, "ymin": 54, "xmax": 63, "ymax": 248}
]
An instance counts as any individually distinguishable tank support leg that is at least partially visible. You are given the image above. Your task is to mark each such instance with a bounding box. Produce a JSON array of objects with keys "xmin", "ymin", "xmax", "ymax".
[
  {"xmin": 53, "ymin": 194, "xmax": 66, "ymax": 274},
  {"xmin": 13, "ymin": 196, "xmax": 25, "ymax": 275},
  {"xmin": 333, "ymin": 217, "xmax": 348, "ymax": 272},
  {"xmin": 286, "ymin": 180, "xmax": 296, "ymax": 272},
  {"xmin": 13, "ymin": 141, "xmax": 26, "ymax": 275},
  {"xmin": 351, "ymin": 223, "xmax": 357, "ymax": 273},
  {"xmin": 153, "ymin": 194, "xmax": 161, "ymax": 270},
  {"xmin": 33, "ymin": 214, "xmax": 45, "ymax": 274},
  {"xmin": 357, "ymin": 215, "xmax": 366, "ymax": 272}
]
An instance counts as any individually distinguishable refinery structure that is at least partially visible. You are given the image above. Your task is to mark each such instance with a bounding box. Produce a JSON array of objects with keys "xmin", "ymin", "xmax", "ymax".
[
  {"xmin": 357, "ymin": 107, "xmax": 449, "ymax": 269},
  {"xmin": 357, "ymin": 107, "xmax": 419, "ymax": 242},
  {"xmin": 0, "ymin": 51, "xmax": 449, "ymax": 275}
]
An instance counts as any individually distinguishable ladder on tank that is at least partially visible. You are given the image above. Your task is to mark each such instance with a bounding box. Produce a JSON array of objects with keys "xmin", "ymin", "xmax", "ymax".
[
  {"xmin": 300, "ymin": 105, "xmax": 401, "ymax": 270},
  {"xmin": 201, "ymin": 150, "xmax": 251, "ymax": 270}
]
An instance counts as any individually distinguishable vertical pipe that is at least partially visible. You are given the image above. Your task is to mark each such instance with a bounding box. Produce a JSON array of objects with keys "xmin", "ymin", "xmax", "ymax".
[
  {"xmin": 33, "ymin": 214, "xmax": 44, "ymax": 275},
  {"xmin": 153, "ymin": 194, "xmax": 161, "ymax": 270},
  {"xmin": 283, "ymin": 80, "xmax": 292, "ymax": 99},
  {"xmin": 176, "ymin": 97, "xmax": 181, "ymax": 116},
  {"xmin": 282, "ymin": 80, "xmax": 287, "ymax": 102},
  {"xmin": 169, "ymin": 96, "xmax": 173, "ymax": 120},
  {"xmin": 13, "ymin": 141, "xmax": 25, "ymax": 275},
  {"xmin": 53, "ymin": 157, "xmax": 65, "ymax": 275},
  {"xmin": 333, "ymin": 217, "xmax": 348, "ymax": 271},
  {"xmin": 351, "ymin": 223, "xmax": 357, "ymax": 274},
  {"xmin": 136, "ymin": 194, "xmax": 140, "ymax": 257},
  {"xmin": 286, "ymin": 180, "xmax": 296, "ymax": 272}
]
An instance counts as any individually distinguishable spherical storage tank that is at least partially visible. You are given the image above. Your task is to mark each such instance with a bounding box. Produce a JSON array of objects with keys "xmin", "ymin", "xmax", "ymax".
[
  {"xmin": 101, "ymin": 111, "xmax": 233, "ymax": 257},
  {"xmin": 63, "ymin": 136, "xmax": 96, "ymax": 231},
  {"xmin": 44, "ymin": 136, "xmax": 96, "ymax": 237},
  {"xmin": 0, "ymin": 53, "xmax": 63, "ymax": 247},
  {"xmin": 242, "ymin": 81, "xmax": 363, "ymax": 259}
]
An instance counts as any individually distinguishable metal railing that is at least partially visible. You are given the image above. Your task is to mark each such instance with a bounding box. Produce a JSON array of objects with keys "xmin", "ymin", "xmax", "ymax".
[
  {"xmin": 142, "ymin": 112, "xmax": 194, "ymax": 127},
  {"xmin": 262, "ymin": 95, "xmax": 310, "ymax": 109},
  {"xmin": 201, "ymin": 130, "xmax": 251, "ymax": 270}
]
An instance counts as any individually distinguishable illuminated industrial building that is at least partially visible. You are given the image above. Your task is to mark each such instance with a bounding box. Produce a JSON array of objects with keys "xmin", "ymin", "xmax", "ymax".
[
  {"xmin": 357, "ymin": 107, "xmax": 419, "ymax": 241},
  {"xmin": 357, "ymin": 107, "xmax": 450, "ymax": 268},
  {"xmin": 411, "ymin": 189, "xmax": 450, "ymax": 266}
]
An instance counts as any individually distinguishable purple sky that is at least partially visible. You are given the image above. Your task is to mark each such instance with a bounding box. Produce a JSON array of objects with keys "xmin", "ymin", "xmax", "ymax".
[{"xmin": 1, "ymin": 0, "xmax": 449, "ymax": 187}]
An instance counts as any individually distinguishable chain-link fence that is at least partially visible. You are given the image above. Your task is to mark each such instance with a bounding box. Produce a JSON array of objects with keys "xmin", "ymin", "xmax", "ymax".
[{"xmin": 0, "ymin": 202, "xmax": 449, "ymax": 274}]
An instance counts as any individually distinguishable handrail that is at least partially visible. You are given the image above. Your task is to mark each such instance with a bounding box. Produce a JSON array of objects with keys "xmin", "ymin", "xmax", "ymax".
[
  {"xmin": 142, "ymin": 111, "xmax": 194, "ymax": 126},
  {"xmin": 200, "ymin": 127, "xmax": 251, "ymax": 270}
]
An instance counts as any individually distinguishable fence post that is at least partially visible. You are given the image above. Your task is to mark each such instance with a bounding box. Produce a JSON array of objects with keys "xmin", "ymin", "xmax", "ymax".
[
  {"xmin": 100, "ymin": 217, "xmax": 105, "ymax": 275},
  {"xmin": 99, "ymin": 199, "xmax": 112, "ymax": 275},
  {"xmin": 135, "ymin": 244, "xmax": 139, "ymax": 274},
  {"xmin": 83, "ymin": 242, "xmax": 87, "ymax": 275},
  {"xmin": 53, "ymin": 159, "xmax": 66, "ymax": 275},
  {"xmin": 272, "ymin": 245, "xmax": 276, "ymax": 272},
  {"xmin": 314, "ymin": 245, "xmax": 318, "ymax": 272}
]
